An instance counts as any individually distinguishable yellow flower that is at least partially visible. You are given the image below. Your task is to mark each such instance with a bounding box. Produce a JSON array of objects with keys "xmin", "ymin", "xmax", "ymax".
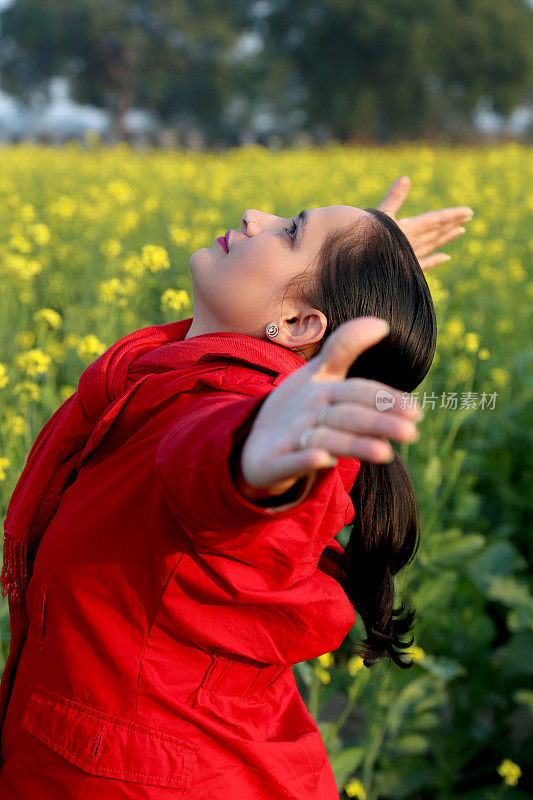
[
  {"xmin": 107, "ymin": 181, "xmax": 134, "ymax": 204},
  {"xmin": 5, "ymin": 255, "xmax": 42, "ymax": 281},
  {"xmin": 490, "ymin": 367, "xmax": 509, "ymax": 387},
  {"xmin": 508, "ymin": 257, "xmax": 526, "ymax": 282},
  {"xmin": 101, "ymin": 239, "xmax": 123, "ymax": 259},
  {"xmin": 1, "ymin": 414, "xmax": 27, "ymax": 436},
  {"xmin": 406, "ymin": 645, "xmax": 425, "ymax": 663},
  {"xmin": 464, "ymin": 333, "xmax": 480, "ymax": 353},
  {"xmin": 122, "ymin": 253, "xmax": 145, "ymax": 278},
  {"xmin": 455, "ymin": 356, "xmax": 474, "ymax": 383},
  {"xmin": 344, "ymin": 778, "xmax": 367, "ymax": 798},
  {"xmin": 169, "ymin": 225, "xmax": 191, "ymax": 246},
  {"xmin": 64, "ymin": 333, "xmax": 80, "ymax": 349},
  {"xmin": 317, "ymin": 652, "xmax": 335, "ymax": 669},
  {"xmin": 470, "ymin": 218, "xmax": 487, "ymax": 236},
  {"xmin": 99, "ymin": 277, "xmax": 123, "ymax": 304},
  {"xmin": 347, "ymin": 656, "xmax": 366, "ymax": 676},
  {"xmin": 117, "ymin": 210, "xmax": 140, "ymax": 236},
  {"xmin": 14, "ymin": 349, "xmax": 52, "ymax": 377},
  {"xmin": 29, "ymin": 223, "xmax": 51, "ymax": 245},
  {"xmin": 33, "ymin": 308, "xmax": 62, "ymax": 330},
  {"xmin": 20, "ymin": 203, "xmax": 36, "ymax": 222},
  {"xmin": 9, "ymin": 235, "xmax": 33, "ymax": 253},
  {"xmin": 49, "ymin": 196, "xmax": 77, "ymax": 218},
  {"xmin": 478, "ymin": 348, "xmax": 490, "ymax": 360},
  {"xmin": 12, "ymin": 381, "xmax": 41, "ymax": 403},
  {"xmin": 141, "ymin": 245, "xmax": 170, "ymax": 273},
  {"xmin": 497, "ymin": 759, "xmax": 522, "ymax": 787},
  {"xmin": 161, "ymin": 289, "xmax": 190, "ymax": 313},
  {"xmin": 143, "ymin": 196, "xmax": 160, "ymax": 213},
  {"xmin": 0, "ymin": 457, "xmax": 11, "ymax": 481},
  {"xmin": 0, "ymin": 363, "xmax": 9, "ymax": 388},
  {"xmin": 467, "ymin": 240, "xmax": 483, "ymax": 256},
  {"xmin": 316, "ymin": 669, "xmax": 331, "ymax": 684},
  {"xmin": 15, "ymin": 331, "xmax": 36, "ymax": 349},
  {"xmin": 59, "ymin": 385, "xmax": 76, "ymax": 402},
  {"xmin": 76, "ymin": 334, "xmax": 107, "ymax": 361},
  {"xmin": 445, "ymin": 317, "xmax": 465, "ymax": 340}
]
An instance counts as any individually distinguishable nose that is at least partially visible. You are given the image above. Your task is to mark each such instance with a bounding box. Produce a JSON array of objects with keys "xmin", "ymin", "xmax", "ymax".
[{"xmin": 242, "ymin": 210, "xmax": 261, "ymax": 232}]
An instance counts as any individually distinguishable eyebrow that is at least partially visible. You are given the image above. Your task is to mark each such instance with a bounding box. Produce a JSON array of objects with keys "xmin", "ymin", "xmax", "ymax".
[{"xmin": 296, "ymin": 209, "xmax": 309, "ymax": 247}]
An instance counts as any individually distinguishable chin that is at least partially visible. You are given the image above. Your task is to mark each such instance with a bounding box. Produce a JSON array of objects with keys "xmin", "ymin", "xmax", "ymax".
[{"xmin": 189, "ymin": 246, "xmax": 217, "ymax": 267}]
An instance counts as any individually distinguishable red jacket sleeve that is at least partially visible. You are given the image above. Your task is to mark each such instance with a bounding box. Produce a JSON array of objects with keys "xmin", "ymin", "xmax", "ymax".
[{"xmin": 153, "ymin": 389, "xmax": 341, "ymax": 582}]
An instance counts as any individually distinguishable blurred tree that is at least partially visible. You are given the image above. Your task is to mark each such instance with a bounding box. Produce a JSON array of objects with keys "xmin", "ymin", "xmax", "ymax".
[
  {"xmin": 1, "ymin": 0, "xmax": 532, "ymax": 143},
  {"xmin": 261, "ymin": 0, "xmax": 533, "ymax": 141},
  {"xmin": 0, "ymin": 0, "xmax": 245, "ymax": 141}
]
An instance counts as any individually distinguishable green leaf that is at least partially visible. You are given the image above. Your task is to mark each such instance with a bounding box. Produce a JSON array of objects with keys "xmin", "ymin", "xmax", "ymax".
[
  {"xmin": 385, "ymin": 676, "xmax": 434, "ymax": 736},
  {"xmin": 513, "ymin": 689, "xmax": 533, "ymax": 715},
  {"xmin": 411, "ymin": 711, "xmax": 441, "ymax": 730},
  {"xmin": 329, "ymin": 746, "xmax": 365, "ymax": 789},
  {"xmin": 413, "ymin": 570, "xmax": 458, "ymax": 609},
  {"xmin": 420, "ymin": 654, "xmax": 467, "ymax": 681},
  {"xmin": 388, "ymin": 734, "xmax": 431, "ymax": 755},
  {"xmin": 465, "ymin": 541, "xmax": 527, "ymax": 591},
  {"xmin": 486, "ymin": 576, "xmax": 533, "ymax": 630},
  {"xmin": 420, "ymin": 530, "xmax": 485, "ymax": 567},
  {"xmin": 422, "ymin": 454, "xmax": 442, "ymax": 494},
  {"xmin": 491, "ymin": 631, "xmax": 533, "ymax": 676}
]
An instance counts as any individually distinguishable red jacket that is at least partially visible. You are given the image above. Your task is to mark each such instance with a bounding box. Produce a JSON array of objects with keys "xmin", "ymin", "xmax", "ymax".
[{"xmin": 0, "ymin": 316, "xmax": 360, "ymax": 799}]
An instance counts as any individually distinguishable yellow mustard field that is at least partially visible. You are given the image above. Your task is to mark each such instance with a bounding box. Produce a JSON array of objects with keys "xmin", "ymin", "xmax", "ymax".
[{"xmin": 0, "ymin": 141, "xmax": 532, "ymax": 799}]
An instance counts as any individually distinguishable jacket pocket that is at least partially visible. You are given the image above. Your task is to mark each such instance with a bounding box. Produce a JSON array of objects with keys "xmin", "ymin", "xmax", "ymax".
[{"xmin": 22, "ymin": 684, "xmax": 199, "ymax": 790}]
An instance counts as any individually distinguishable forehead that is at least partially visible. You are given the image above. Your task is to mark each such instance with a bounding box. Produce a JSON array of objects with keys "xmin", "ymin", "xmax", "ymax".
[{"xmin": 308, "ymin": 205, "xmax": 367, "ymax": 239}]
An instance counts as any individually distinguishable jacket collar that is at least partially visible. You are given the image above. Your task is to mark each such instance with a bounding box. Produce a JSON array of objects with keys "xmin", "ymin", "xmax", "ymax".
[{"xmin": 155, "ymin": 317, "xmax": 308, "ymax": 379}]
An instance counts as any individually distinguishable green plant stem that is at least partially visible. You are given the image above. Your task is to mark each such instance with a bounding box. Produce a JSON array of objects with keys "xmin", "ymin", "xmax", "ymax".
[
  {"xmin": 361, "ymin": 713, "xmax": 388, "ymax": 800},
  {"xmin": 322, "ymin": 680, "xmax": 364, "ymax": 749},
  {"xmin": 308, "ymin": 671, "xmax": 320, "ymax": 720},
  {"xmin": 423, "ymin": 362, "xmax": 478, "ymax": 534}
]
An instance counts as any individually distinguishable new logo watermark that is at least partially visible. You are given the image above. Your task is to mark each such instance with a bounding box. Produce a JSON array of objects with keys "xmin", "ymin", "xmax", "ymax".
[{"xmin": 375, "ymin": 389, "xmax": 396, "ymax": 411}]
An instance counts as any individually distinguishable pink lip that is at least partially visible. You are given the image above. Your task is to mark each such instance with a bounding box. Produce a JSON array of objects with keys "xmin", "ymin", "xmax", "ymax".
[{"xmin": 216, "ymin": 236, "xmax": 229, "ymax": 254}]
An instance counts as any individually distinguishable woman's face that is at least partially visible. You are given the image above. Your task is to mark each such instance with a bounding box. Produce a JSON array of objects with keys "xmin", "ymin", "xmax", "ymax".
[{"xmin": 186, "ymin": 205, "xmax": 370, "ymax": 349}]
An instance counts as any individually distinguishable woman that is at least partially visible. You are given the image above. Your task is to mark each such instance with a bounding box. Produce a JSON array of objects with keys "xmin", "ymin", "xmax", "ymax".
[{"xmin": 0, "ymin": 177, "xmax": 473, "ymax": 798}]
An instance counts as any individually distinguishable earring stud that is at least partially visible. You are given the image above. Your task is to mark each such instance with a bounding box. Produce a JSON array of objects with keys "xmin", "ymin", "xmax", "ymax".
[{"xmin": 266, "ymin": 324, "xmax": 279, "ymax": 337}]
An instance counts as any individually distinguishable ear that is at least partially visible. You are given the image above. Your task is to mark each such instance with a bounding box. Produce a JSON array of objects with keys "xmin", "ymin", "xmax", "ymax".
[{"xmin": 273, "ymin": 306, "xmax": 328, "ymax": 351}]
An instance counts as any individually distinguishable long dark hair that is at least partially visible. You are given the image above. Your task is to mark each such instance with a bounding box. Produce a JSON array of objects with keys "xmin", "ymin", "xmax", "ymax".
[{"xmin": 278, "ymin": 208, "xmax": 437, "ymax": 669}]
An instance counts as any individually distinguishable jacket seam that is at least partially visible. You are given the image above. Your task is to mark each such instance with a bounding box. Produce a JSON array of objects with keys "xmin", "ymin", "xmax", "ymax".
[{"xmin": 134, "ymin": 549, "xmax": 187, "ymax": 723}]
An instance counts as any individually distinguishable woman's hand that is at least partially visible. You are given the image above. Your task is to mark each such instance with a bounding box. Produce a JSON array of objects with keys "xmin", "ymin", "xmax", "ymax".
[
  {"xmin": 238, "ymin": 317, "xmax": 423, "ymax": 498},
  {"xmin": 377, "ymin": 175, "xmax": 474, "ymax": 271}
]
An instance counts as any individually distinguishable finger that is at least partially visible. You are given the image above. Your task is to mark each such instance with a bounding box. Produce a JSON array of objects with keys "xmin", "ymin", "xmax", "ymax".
[
  {"xmin": 419, "ymin": 252, "xmax": 452, "ymax": 271},
  {"xmin": 416, "ymin": 226, "xmax": 466, "ymax": 258},
  {"xmin": 377, "ymin": 175, "xmax": 411, "ymax": 217},
  {"xmin": 266, "ymin": 448, "xmax": 340, "ymax": 484},
  {"xmin": 315, "ymin": 402, "xmax": 420, "ymax": 442},
  {"xmin": 312, "ymin": 317, "xmax": 391, "ymax": 382},
  {"xmin": 417, "ymin": 220, "xmax": 467, "ymax": 242},
  {"xmin": 415, "ymin": 218, "xmax": 468, "ymax": 246},
  {"xmin": 300, "ymin": 427, "xmax": 400, "ymax": 464},
  {"xmin": 406, "ymin": 207, "xmax": 474, "ymax": 232},
  {"xmin": 321, "ymin": 377, "xmax": 423, "ymax": 418}
]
